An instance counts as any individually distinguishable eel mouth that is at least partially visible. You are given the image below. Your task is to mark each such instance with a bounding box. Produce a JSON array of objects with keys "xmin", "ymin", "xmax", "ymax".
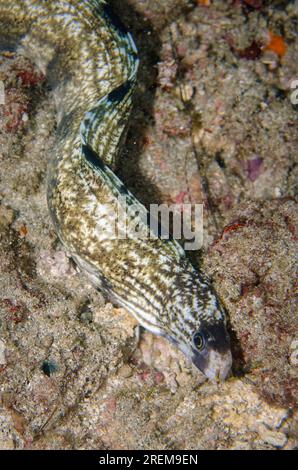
[{"xmin": 192, "ymin": 347, "xmax": 233, "ymax": 382}]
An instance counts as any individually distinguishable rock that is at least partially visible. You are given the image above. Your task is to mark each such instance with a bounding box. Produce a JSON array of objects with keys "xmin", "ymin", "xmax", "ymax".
[
  {"xmin": 209, "ymin": 199, "xmax": 298, "ymax": 407},
  {"xmin": 259, "ymin": 429, "xmax": 288, "ymax": 448},
  {"xmin": 36, "ymin": 249, "xmax": 75, "ymax": 279},
  {"xmin": 0, "ymin": 438, "xmax": 14, "ymax": 450},
  {"xmin": 0, "ymin": 340, "xmax": 6, "ymax": 365},
  {"xmin": 118, "ymin": 365, "xmax": 133, "ymax": 379},
  {"xmin": 289, "ymin": 339, "xmax": 298, "ymax": 366},
  {"xmin": 0, "ymin": 204, "xmax": 14, "ymax": 229}
]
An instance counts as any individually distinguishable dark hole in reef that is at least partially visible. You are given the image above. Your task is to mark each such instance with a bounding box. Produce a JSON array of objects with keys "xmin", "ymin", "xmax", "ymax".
[{"xmin": 41, "ymin": 359, "xmax": 59, "ymax": 377}]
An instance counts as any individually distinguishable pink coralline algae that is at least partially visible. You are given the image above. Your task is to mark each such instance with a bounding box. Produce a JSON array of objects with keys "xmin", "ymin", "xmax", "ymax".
[{"xmin": 245, "ymin": 156, "xmax": 263, "ymax": 182}]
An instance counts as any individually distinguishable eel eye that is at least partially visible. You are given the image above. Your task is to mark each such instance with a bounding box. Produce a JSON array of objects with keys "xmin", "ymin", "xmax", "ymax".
[{"xmin": 193, "ymin": 332, "xmax": 205, "ymax": 351}]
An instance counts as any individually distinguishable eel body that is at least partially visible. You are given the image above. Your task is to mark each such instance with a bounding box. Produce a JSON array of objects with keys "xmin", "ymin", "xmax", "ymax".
[{"xmin": 0, "ymin": 0, "xmax": 232, "ymax": 380}]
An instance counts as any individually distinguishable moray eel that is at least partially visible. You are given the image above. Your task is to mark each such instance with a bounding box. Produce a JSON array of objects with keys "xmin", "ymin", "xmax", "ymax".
[{"xmin": 0, "ymin": 0, "xmax": 232, "ymax": 381}]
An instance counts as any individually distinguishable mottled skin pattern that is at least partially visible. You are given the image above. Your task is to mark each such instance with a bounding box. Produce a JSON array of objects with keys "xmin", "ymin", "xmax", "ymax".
[{"xmin": 0, "ymin": 0, "xmax": 232, "ymax": 380}]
